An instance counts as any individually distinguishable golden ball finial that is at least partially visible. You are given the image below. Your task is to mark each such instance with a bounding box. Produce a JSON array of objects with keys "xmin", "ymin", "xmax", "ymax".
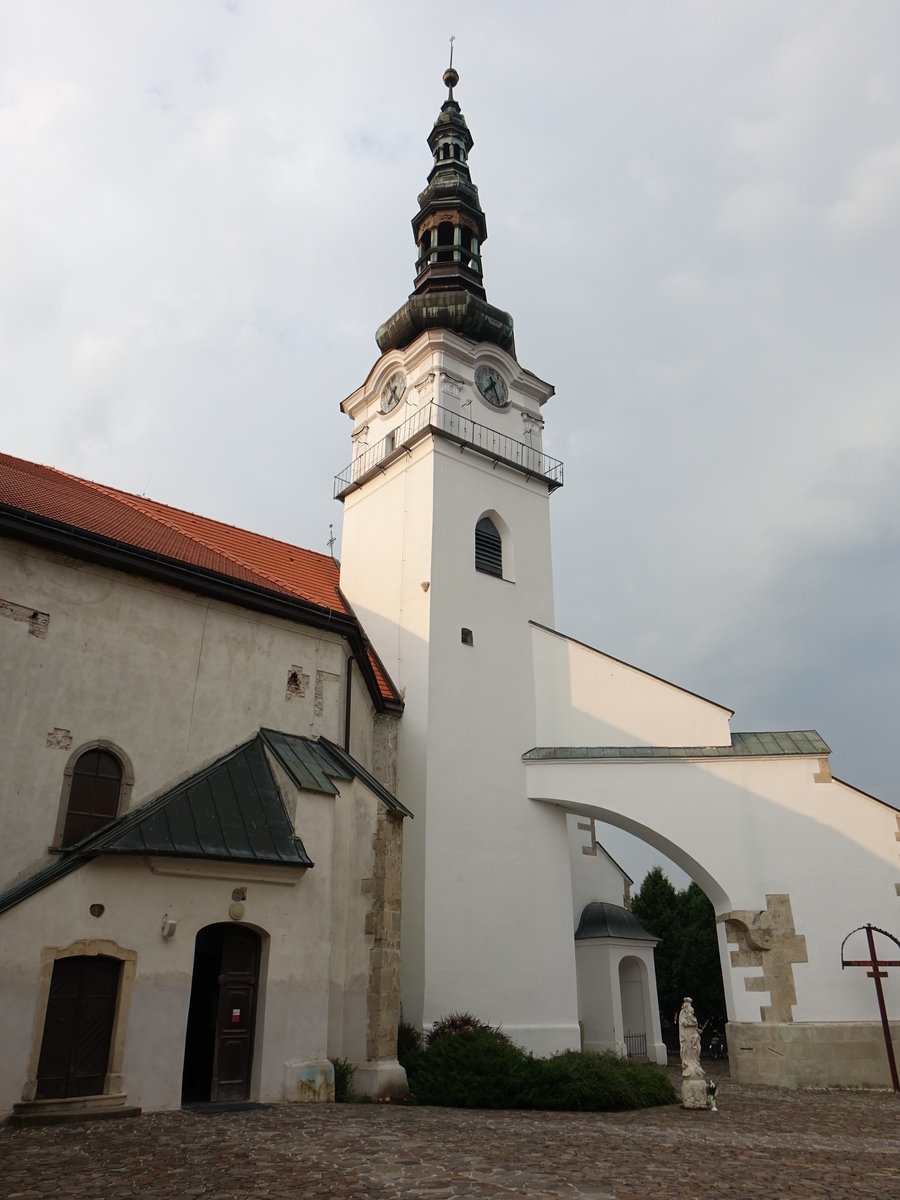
[{"xmin": 443, "ymin": 66, "xmax": 459, "ymax": 93}]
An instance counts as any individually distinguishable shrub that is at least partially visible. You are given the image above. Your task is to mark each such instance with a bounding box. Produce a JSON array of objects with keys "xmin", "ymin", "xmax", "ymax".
[
  {"xmin": 397, "ymin": 1019, "xmax": 423, "ymax": 1065},
  {"xmin": 537, "ymin": 1050, "xmax": 676, "ymax": 1111},
  {"xmin": 426, "ymin": 1011, "xmax": 514, "ymax": 1048},
  {"xmin": 407, "ymin": 1024, "xmax": 539, "ymax": 1108},
  {"xmin": 330, "ymin": 1056, "xmax": 355, "ymax": 1103},
  {"xmin": 403, "ymin": 1013, "xmax": 677, "ymax": 1112}
]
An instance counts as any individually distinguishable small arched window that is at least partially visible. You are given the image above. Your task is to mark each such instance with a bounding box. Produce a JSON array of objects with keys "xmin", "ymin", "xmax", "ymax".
[
  {"xmin": 475, "ymin": 517, "xmax": 503, "ymax": 578},
  {"xmin": 61, "ymin": 749, "xmax": 123, "ymax": 847}
]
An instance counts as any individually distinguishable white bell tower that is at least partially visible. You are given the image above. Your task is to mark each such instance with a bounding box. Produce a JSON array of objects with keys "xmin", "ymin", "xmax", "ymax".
[{"xmin": 337, "ymin": 65, "xmax": 580, "ymax": 1052}]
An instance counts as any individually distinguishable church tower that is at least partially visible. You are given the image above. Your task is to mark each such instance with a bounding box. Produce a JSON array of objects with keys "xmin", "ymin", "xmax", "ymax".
[{"xmin": 337, "ymin": 66, "xmax": 580, "ymax": 1052}]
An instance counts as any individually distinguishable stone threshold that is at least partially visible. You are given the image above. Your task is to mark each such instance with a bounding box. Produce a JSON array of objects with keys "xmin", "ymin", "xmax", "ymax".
[{"xmin": 7, "ymin": 1093, "xmax": 141, "ymax": 1128}]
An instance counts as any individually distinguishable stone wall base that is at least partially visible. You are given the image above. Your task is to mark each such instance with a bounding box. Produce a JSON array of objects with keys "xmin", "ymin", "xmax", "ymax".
[
  {"xmin": 728, "ymin": 1021, "xmax": 900, "ymax": 1089},
  {"xmin": 284, "ymin": 1059, "xmax": 335, "ymax": 1103},
  {"xmin": 352, "ymin": 1058, "xmax": 408, "ymax": 1101}
]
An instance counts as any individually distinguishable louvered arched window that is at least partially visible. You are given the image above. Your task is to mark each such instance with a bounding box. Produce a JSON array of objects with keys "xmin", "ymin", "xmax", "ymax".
[{"xmin": 475, "ymin": 517, "xmax": 502, "ymax": 578}]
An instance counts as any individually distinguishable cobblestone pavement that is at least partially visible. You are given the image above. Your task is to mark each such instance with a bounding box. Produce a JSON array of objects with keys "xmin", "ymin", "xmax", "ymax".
[{"xmin": 2, "ymin": 1073, "xmax": 899, "ymax": 1200}]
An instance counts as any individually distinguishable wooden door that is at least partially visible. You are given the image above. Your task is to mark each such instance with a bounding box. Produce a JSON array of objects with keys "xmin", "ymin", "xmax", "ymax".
[
  {"xmin": 36, "ymin": 955, "xmax": 121, "ymax": 1099},
  {"xmin": 210, "ymin": 927, "xmax": 260, "ymax": 1102}
]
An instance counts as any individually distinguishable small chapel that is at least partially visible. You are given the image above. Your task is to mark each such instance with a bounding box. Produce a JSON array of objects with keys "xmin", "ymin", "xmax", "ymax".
[{"xmin": 1, "ymin": 67, "xmax": 899, "ymax": 1121}]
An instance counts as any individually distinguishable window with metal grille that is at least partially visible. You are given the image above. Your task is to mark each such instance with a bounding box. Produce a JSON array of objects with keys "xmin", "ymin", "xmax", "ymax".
[
  {"xmin": 475, "ymin": 517, "xmax": 502, "ymax": 578},
  {"xmin": 61, "ymin": 749, "xmax": 123, "ymax": 847}
]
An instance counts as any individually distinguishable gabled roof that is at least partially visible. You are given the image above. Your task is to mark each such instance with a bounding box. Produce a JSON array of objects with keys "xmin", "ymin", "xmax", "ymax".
[
  {"xmin": 261, "ymin": 729, "xmax": 412, "ymax": 816},
  {"xmin": 0, "ymin": 730, "xmax": 409, "ymax": 916},
  {"xmin": 101, "ymin": 736, "xmax": 314, "ymax": 864},
  {"xmin": 524, "ymin": 730, "xmax": 831, "ymax": 761},
  {"xmin": 0, "ymin": 452, "xmax": 400, "ymax": 710}
]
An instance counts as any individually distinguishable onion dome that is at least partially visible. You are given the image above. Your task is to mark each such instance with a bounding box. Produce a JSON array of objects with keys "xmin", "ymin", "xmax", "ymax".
[{"xmin": 376, "ymin": 66, "xmax": 516, "ymax": 358}]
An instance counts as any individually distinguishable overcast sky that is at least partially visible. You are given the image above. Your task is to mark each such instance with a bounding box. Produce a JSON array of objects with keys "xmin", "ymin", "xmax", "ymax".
[{"xmin": 3, "ymin": 2, "xmax": 898, "ymax": 884}]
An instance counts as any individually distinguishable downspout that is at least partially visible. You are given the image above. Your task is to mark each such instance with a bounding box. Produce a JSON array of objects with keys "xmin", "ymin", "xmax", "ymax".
[{"xmin": 344, "ymin": 653, "xmax": 354, "ymax": 752}]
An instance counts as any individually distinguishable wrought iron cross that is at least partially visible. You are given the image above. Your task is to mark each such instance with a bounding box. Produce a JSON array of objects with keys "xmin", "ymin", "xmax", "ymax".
[{"xmin": 841, "ymin": 923, "xmax": 900, "ymax": 1092}]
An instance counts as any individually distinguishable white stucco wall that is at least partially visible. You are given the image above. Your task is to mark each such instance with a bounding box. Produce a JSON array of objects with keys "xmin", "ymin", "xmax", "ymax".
[
  {"xmin": 0, "ymin": 535, "xmax": 399, "ymax": 1114},
  {"xmin": 529, "ymin": 755, "xmax": 900, "ymax": 1026},
  {"xmin": 567, "ymin": 816, "xmax": 632, "ymax": 925},
  {"xmin": 0, "ymin": 538, "xmax": 357, "ymax": 890},
  {"xmin": 531, "ymin": 624, "xmax": 733, "ymax": 748}
]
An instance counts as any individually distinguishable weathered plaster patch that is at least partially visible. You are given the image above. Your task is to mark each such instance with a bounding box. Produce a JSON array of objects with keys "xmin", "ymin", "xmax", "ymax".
[
  {"xmin": 314, "ymin": 669, "xmax": 340, "ymax": 718},
  {"xmin": 373, "ymin": 715, "xmax": 400, "ymax": 793},
  {"xmin": 45, "ymin": 728, "xmax": 73, "ymax": 750},
  {"xmin": 365, "ymin": 810, "xmax": 403, "ymax": 1063},
  {"xmin": 721, "ymin": 894, "xmax": 808, "ymax": 1023},
  {"xmin": 285, "ymin": 666, "xmax": 310, "ymax": 701},
  {"xmin": 1, "ymin": 597, "xmax": 49, "ymax": 638}
]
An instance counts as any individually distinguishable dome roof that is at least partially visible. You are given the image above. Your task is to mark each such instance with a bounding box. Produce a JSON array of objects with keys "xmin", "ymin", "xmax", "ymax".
[{"xmin": 574, "ymin": 901, "xmax": 658, "ymax": 942}]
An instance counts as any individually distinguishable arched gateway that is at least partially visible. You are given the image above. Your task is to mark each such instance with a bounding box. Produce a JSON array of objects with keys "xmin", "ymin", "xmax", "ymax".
[{"xmin": 525, "ymin": 621, "xmax": 900, "ymax": 1089}]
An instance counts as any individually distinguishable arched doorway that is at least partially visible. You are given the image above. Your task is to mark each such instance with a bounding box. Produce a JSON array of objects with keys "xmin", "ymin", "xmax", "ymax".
[
  {"xmin": 618, "ymin": 956, "xmax": 648, "ymax": 1059},
  {"xmin": 181, "ymin": 924, "xmax": 261, "ymax": 1104}
]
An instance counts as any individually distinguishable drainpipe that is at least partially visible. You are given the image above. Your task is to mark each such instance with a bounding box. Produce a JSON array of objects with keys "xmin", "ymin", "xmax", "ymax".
[{"xmin": 344, "ymin": 653, "xmax": 354, "ymax": 752}]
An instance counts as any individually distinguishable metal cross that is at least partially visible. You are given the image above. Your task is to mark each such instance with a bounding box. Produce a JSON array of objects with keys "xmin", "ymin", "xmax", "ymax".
[{"xmin": 841, "ymin": 923, "xmax": 900, "ymax": 1091}]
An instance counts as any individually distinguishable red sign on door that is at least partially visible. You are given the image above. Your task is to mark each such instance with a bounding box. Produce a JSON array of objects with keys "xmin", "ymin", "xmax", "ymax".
[{"xmin": 232, "ymin": 1008, "xmax": 240, "ymax": 1023}]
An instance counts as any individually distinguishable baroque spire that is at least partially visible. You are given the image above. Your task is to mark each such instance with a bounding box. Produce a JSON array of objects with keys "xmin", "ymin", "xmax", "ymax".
[{"xmin": 376, "ymin": 62, "xmax": 516, "ymax": 358}]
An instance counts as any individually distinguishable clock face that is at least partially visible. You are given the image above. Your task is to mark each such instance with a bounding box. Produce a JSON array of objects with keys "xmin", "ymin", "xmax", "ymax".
[
  {"xmin": 381, "ymin": 370, "xmax": 407, "ymax": 413},
  {"xmin": 474, "ymin": 364, "xmax": 509, "ymax": 408}
]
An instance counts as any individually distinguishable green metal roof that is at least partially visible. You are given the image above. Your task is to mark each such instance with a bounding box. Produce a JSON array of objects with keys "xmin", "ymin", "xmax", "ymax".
[
  {"xmin": 575, "ymin": 901, "xmax": 658, "ymax": 943},
  {"xmin": 101, "ymin": 736, "xmax": 313, "ymax": 865},
  {"xmin": 0, "ymin": 730, "xmax": 409, "ymax": 916},
  {"xmin": 524, "ymin": 730, "xmax": 831, "ymax": 762},
  {"xmin": 260, "ymin": 730, "xmax": 412, "ymax": 816}
]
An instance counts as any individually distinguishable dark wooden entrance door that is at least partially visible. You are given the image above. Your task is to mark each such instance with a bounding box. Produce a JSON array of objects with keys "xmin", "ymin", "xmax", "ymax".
[
  {"xmin": 182, "ymin": 925, "xmax": 260, "ymax": 1103},
  {"xmin": 211, "ymin": 927, "xmax": 260, "ymax": 1101},
  {"xmin": 36, "ymin": 955, "xmax": 121, "ymax": 1099}
]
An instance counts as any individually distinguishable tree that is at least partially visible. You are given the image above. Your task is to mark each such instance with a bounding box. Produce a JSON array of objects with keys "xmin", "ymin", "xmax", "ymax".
[{"xmin": 631, "ymin": 868, "xmax": 727, "ymax": 1045}]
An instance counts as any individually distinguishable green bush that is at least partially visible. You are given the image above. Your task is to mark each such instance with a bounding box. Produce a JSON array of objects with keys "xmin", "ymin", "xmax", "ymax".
[
  {"xmin": 537, "ymin": 1050, "xmax": 676, "ymax": 1111},
  {"xmin": 426, "ymin": 1011, "xmax": 514, "ymax": 1048},
  {"xmin": 330, "ymin": 1056, "xmax": 355, "ymax": 1103},
  {"xmin": 402, "ymin": 1015, "xmax": 677, "ymax": 1111},
  {"xmin": 397, "ymin": 1019, "xmax": 423, "ymax": 1064},
  {"xmin": 406, "ymin": 1024, "xmax": 540, "ymax": 1108}
]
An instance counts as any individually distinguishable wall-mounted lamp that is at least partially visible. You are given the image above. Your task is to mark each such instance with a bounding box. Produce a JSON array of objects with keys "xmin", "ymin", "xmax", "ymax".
[{"xmin": 161, "ymin": 915, "xmax": 177, "ymax": 939}]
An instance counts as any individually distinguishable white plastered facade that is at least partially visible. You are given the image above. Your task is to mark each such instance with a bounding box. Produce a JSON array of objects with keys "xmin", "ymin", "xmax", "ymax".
[{"xmin": 0, "ymin": 536, "xmax": 407, "ymax": 1118}]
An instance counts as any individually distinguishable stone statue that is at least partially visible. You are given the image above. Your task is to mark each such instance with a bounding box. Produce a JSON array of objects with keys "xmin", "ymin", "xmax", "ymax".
[{"xmin": 678, "ymin": 997, "xmax": 708, "ymax": 1109}]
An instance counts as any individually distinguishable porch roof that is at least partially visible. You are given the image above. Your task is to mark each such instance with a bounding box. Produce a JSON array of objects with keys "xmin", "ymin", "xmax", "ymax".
[{"xmin": 524, "ymin": 730, "xmax": 830, "ymax": 761}]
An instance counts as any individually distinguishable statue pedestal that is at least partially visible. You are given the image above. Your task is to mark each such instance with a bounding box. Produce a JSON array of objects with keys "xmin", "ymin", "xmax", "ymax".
[{"xmin": 681, "ymin": 1076, "xmax": 708, "ymax": 1110}]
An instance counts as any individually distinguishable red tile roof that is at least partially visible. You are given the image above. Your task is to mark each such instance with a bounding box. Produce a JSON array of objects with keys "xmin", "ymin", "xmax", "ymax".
[{"xmin": 0, "ymin": 452, "xmax": 398, "ymax": 705}]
